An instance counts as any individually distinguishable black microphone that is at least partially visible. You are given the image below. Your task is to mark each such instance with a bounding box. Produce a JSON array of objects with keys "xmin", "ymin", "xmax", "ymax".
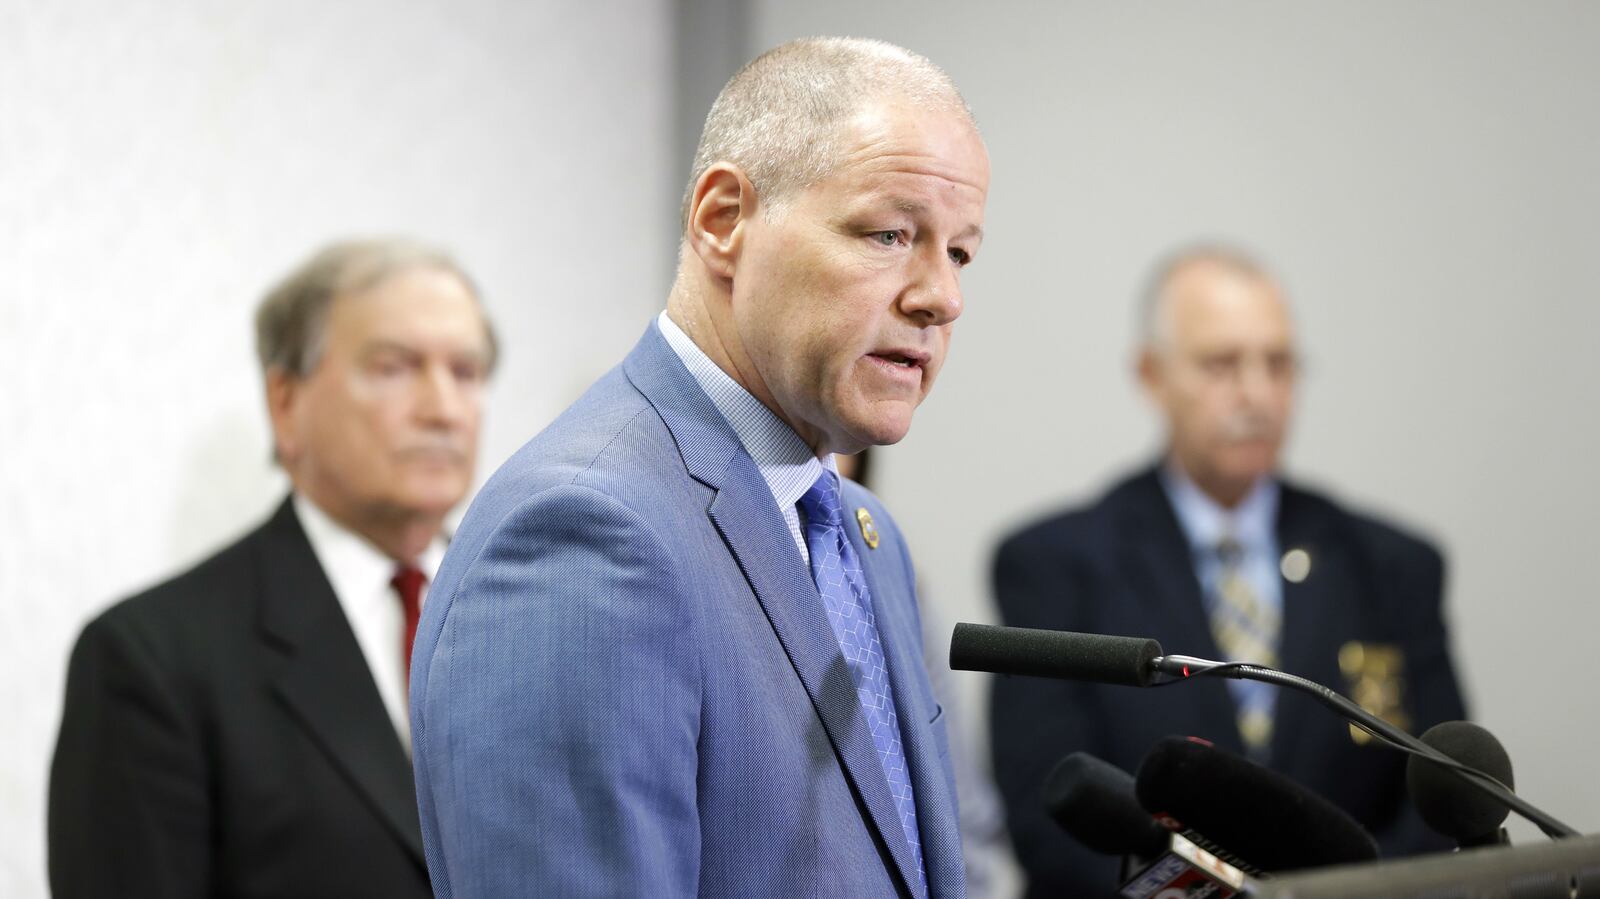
[
  {"xmin": 1406, "ymin": 721, "xmax": 1516, "ymax": 848},
  {"xmin": 1136, "ymin": 736, "xmax": 1380, "ymax": 872},
  {"xmin": 1044, "ymin": 752, "xmax": 1254, "ymax": 898},
  {"xmin": 1043, "ymin": 752, "xmax": 1170, "ymax": 858},
  {"xmin": 948, "ymin": 622, "xmax": 1160, "ymax": 687},
  {"xmin": 950, "ymin": 622, "xmax": 1579, "ymax": 840}
]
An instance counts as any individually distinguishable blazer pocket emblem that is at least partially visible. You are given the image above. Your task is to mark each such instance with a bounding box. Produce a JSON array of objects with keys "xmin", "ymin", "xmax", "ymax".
[{"xmin": 1339, "ymin": 641, "xmax": 1410, "ymax": 745}]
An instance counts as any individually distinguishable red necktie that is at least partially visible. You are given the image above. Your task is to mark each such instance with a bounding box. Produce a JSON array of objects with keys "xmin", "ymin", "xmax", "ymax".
[{"xmin": 391, "ymin": 564, "xmax": 426, "ymax": 684}]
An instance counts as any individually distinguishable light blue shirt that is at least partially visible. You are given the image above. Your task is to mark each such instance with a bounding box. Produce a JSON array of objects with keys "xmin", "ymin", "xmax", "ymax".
[
  {"xmin": 658, "ymin": 311, "xmax": 833, "ymax": 565},
  {"xmin": 1159, "ymin": 463, "xmax": 1283, "ymax": 656}
]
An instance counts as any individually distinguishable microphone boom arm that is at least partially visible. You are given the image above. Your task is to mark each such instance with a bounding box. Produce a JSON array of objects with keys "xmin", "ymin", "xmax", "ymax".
[{"xmin": 1151, "ymin": 654, "xmax": 1580, "ymax": 840}]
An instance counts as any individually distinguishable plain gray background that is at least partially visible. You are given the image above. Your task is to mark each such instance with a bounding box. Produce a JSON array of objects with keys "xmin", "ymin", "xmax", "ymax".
[{"xmin": 5, "ymin": 2, "xmax": 1597, "ymax": 895}]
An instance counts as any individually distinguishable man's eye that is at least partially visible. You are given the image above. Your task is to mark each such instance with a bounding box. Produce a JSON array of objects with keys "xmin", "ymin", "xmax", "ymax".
[
  {"xmin": 872, "ymin": 231, "xmax": 901, "ymax": 247},
  {"xmin": 948, "ymin": 248, "xmax": 971, "ymax": 266}
]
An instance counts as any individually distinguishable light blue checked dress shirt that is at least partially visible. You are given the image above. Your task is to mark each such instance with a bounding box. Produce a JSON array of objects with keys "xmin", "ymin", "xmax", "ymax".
[
  {"xmin": 1160, "ymin": 465, "xmax": 1283, "ymax": 750},
  {"xmin": 659, "ymin": 312, "xmax": 828, "ymax": 560}
]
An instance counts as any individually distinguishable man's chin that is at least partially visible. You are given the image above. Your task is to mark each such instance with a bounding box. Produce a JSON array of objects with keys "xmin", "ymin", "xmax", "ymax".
[
  {"xmin": 1217, "ymin": 459, "xmax": 1279, "ymax": 490},
  {"xmin": 393, "ymin": 481, "xmax": 470, "ymax": 520},
  {"xmin": 837, "ymin": 416, "xmax": 913, "ymax": 454}
]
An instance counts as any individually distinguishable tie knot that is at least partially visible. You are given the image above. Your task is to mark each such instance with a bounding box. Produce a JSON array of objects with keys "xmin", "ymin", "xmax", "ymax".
[
  {"xmin": 391, "ymin": 564, "xmax": 426, "ymax": 613},
  {"xmin": 1214, "ymin": 536, "xmax": 1245, "ymax": 567},
  {"xmin": 798, "ymin": 470, "xmax": 844, "ymax": 531}
]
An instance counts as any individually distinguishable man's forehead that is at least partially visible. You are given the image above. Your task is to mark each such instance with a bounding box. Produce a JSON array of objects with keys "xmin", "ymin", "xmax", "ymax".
[
  {"xmin": 834, "ymin": 102, "xmax": 988, "ymax": 187},
  {"xmin": 1168, "ymin": 267, "xmax": 1285, "ymax": 319},
  {"xmin": 327, "ymin": 285, "xmax": 489, "ymax": 349}
]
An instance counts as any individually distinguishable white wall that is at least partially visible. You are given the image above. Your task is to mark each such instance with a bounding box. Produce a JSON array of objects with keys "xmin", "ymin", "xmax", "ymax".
[
  {"xmin": 0, "ymin": 1, "xmax": 675, "ymax": 893},
  {"xmin": 752, "ymin": 0, "xmax": 1600, "ymax": 873},
  {"xmin": 8, "ymin": 2, "xmax": 1599, "ymax": 894}
]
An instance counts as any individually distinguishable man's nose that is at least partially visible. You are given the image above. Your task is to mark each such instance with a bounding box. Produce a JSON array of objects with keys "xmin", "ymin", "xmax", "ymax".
[
  {"xmin": 1236, "ymin": 356, "xmax": 1284, "ymax": 407},
  {"xmin": 414, "ymin": 363, "xmax": 471, "ymax": 427},
  {"xmin": 900, "ymin": 246, "xmax": 963, "ymax": 327}
]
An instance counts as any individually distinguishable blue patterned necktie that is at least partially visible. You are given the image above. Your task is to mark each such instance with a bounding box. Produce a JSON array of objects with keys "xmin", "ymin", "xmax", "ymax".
[{"xmin": 798, "ymin": 471, "xmax": 926, "ymax": 894}]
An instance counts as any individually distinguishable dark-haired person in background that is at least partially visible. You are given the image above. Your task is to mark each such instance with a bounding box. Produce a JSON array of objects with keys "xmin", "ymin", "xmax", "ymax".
[
  {"xmin": 989, "ymin": 246, "xmax": 1467, "ymax": 897},
  {"xmin": 49, "ymin": 239, "xmax": 497, "ymax": 899}
]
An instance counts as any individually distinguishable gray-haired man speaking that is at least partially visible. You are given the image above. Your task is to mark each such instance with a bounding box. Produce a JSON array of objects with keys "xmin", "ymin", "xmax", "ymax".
[{"xmin": 411, "ymin": 38, "xmax": 987, "ymax": 898}]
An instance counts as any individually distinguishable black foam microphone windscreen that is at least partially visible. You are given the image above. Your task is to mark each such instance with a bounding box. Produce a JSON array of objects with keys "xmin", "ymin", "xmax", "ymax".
[
  {"xmin": 1135, "ymin": 736, "xmax": 1379, "ymax": 872},
  {"xmin": 949, "ymin": 623, "xmax": 1162, "ymax": 688},
  {"xmin": 1405, "ymin": 721, "xmax": 1516, "ymax": 847},
  {"xmin": 1043, "ymin": 753, "xmax": 1171, "ymax": 858}
]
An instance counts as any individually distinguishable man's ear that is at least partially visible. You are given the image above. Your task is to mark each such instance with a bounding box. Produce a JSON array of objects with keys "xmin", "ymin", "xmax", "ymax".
[
  {"xmin": 264, "ymin": 367, "xmax": 301, "ymax": 464},
  {"xmin": 1135, "ymin": 345, "xmax": 1165, "ymax": 402},
  {"xmin": 685, "ymin": 162, "xmax": 758, "ymax": 281}
]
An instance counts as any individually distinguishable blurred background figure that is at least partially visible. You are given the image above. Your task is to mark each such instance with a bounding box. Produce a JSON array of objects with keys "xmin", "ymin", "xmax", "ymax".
[
  {"xmin": 837, "ymin": 447, "xmax": 1019, "ymax": 899},
  {"xmin": 48, "ymin": 239, "xmax": 497, "ymax": 899},
  {"xmin": 988, "ymin": 245, "xmax": 1468, "ymax": 897}
]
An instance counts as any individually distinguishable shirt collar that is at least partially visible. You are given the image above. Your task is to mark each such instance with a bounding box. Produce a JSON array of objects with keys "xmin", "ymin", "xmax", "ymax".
[
  {"xmin": 657, "ymin": 311, "xmax": 832, "ymax": 508},
  {"xmin": 292, "ymin": 493, "xmax": 446, "ymax": 602},
  {"xmin": 1158, "ymin": 461, "xmax": 1280, "ymax": 555}
]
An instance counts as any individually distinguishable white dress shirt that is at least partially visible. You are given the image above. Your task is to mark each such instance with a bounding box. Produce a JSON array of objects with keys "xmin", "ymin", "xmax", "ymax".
[{"xmin": 293, "ymin": 494, "xmax": 446, "ymax": 751}]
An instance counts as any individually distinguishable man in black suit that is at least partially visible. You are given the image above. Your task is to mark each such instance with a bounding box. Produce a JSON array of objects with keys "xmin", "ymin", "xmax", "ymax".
[
  {"xmin": 49, "ymin": 239, "xmax": 497, "ymax": 898},
  {"xmin": 990, "ymin": 246, "xmax": 1467, "ymax": 897}
]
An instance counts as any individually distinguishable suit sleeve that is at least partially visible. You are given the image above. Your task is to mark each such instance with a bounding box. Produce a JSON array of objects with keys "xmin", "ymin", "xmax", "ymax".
[
  {"xmin": 415, "ymin": 484, "xmax": 702, "ymax": 898},
  {"xmin": 989, "ymin": 532, "xmax": 1120, "ymax": 897},
  {"xmin": 49, "ymin": 612, "xmax": 213, "ymax": 899}
]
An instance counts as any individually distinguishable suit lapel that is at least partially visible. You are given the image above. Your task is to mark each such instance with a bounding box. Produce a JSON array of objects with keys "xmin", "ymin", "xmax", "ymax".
[
  {"xmin": 844, "ymin": 504, "xmax": 959, "ymax": 899},
  {"xmin": 255, "ymin": 500, "xmax": 426, "ymax": 867},
  {"xmin": 1120, "ymin": 470, "xmax": 1246, "ymax": 755},
  {"xmin": 624, "ymin": 325, "xmax": 926, "ymax": 899},
  {"xmin": 1271, "ymin": 486, "xmax": 1337, "ymax": 770}
]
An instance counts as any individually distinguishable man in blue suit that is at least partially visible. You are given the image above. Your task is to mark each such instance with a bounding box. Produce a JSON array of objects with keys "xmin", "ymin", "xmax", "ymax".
[
  {"xmin": 411, "ymin": 37, "xmax": 989, "ymax": 898},
  {"xmin": 990, "ymin": 247, "xmax": 1467, "ymax": 897}
]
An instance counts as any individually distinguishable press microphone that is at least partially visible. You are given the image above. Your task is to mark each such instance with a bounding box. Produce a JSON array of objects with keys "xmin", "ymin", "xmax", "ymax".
[
  {"xmin": 950, "ymin": 622, "xmax": 1579, "ymax": 840},
  {"xmin": 1136, "ymin": 736, "xmax": 1380, "ymax": 872},
  {"xmin": 1043, "ymin": 752, "xmax": 1253, "ymax": 898},
  {"xmin": 1406, "ymin": 721, "xmax": 1515, "ymax": 848},
  {"xmin": 1043, "ymin": 752, "xmax": 1169, "ymax": 859},
  {"xmin": 947, "ymin": 622, "xmax": 1160, "ymax": 687}
]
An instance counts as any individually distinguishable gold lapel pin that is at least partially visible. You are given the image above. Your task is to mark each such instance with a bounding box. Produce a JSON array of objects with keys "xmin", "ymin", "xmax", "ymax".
[
  {"xmin": 1280, "ymin": 548, "xmax": 1312, "ymax": 583},
  {"xmin": 855, "ymin": 508, "xmax": 880, "ymax": 549}
]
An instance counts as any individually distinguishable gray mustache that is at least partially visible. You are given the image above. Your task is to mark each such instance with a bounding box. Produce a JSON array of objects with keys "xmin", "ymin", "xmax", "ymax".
[
  {"xmin": 1220, "ymin": 414, "xmax": 1279, "ymax": 442},
  {"xmin": 396, "ymin": 443, "xmax": 468, "ymax": 462}
]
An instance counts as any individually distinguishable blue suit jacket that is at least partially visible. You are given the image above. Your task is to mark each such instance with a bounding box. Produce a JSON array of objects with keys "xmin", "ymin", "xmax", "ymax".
[{"xmin": 411, "ymin": 323, "xmax": 963, "ymax": 898}]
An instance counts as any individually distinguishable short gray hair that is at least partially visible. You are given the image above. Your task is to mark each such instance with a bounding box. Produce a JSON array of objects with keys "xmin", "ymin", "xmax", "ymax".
[
  {"xmin": 1138, "ymin": 242, "xmax": 1280, "ymax": 346},
  {"xmin": 255, "ymin": 237, "xmax": 498, "ymax": 377},
  {"xmin": 680, "ymin": 36, "xmax": 974, "ymax": 228}
]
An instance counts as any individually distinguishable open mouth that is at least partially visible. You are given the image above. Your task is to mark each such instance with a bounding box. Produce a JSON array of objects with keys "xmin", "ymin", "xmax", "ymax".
[{"xmin": 872, "ymin": 352, "xmax": 921, "ymax": 368}]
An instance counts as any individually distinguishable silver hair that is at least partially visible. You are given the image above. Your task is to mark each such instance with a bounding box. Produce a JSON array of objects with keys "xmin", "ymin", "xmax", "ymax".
[
  {"xmin": 255, "ymin": 237, "xmax": 498, "ymax": 378},
  {"xmin": 1138, "ymin": 242, "xmax": 1281, "ymax": 347},
  {"xmin": 679, "ymin": 36, "xmax": 975, "ymax": 228}
]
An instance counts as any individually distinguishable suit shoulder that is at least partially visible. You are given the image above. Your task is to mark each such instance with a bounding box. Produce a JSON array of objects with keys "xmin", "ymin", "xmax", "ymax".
[
  {"xmin": 469, "ymin": 368, "xmax": 670, "ymax": 510},
  {"xmin": 995, "ymin": 470, "xmax": 1150, "ymax": 562},
  {"xmin": 1283, "ymin": 480, "xmax": 1443, "ymax": 568},
  {"xmin": 72, "ymin": 516, "xmax": 269, "ymax": 674}
]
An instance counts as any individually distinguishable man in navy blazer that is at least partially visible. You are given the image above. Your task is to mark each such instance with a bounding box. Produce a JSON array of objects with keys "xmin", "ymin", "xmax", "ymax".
[
  {"xmin": 990, "ymin": 247, "xmax": 1468, "ymax": 897},
  {"xmin": 411, "ymin": 38, "xmax": 989, "ymax": 898}
]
